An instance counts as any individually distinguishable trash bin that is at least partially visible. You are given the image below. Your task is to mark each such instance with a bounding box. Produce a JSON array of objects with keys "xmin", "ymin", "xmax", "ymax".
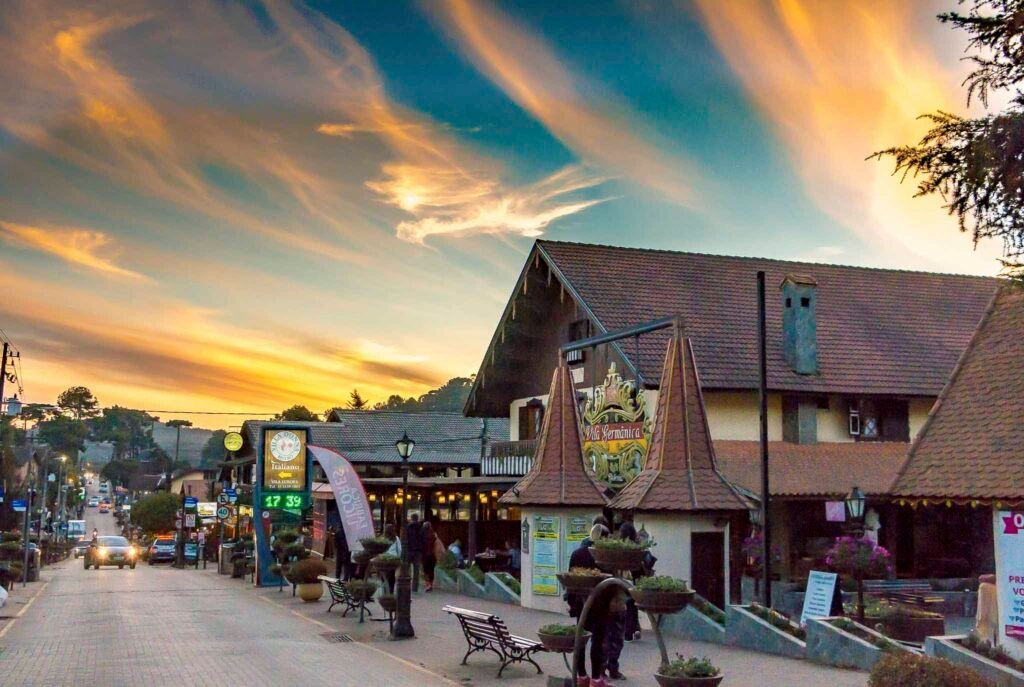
[{"xmin": 219, "ymin": 543, "xmax": 235, "ymax": 575}]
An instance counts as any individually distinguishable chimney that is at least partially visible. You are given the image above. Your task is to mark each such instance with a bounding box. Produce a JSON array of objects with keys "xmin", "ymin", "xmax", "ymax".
[{"xmin": 780, "ymin": 274, "xmax": 818, "ymax": 375}]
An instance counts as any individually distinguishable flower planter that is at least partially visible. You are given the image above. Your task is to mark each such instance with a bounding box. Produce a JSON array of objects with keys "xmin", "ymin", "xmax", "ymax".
[
  {"xmin": 884, "ymin": 614, "xmax": 945, "ymax": 643},
  {"xmin": 556, "ymin": 571, "xmax": 610, "ymax": 593},
  {"xmin": 378, "ymin": 595, "xmax": 397, "ymax": 613},
  {"xmin": 297, "ymin": 582, "xmax": 323, "ymax": 602},
  {"xmin": 352, "ymin": 550, "xmax": 373, "ymax": 566},
  {"xmin": 537, "ymin": 630, "xmax": 589, "ymax": 653},
  {"xmin": 632, "ymin": 589, "xmax": 695, "ymax": 615},
  {"xmin": 360, "ymin": 541, "xmax": 390, "ymax": 556},
  {"xmin": 371, "ymin": 557, "xmax": 400, "ymax": 573},
  {"xmin": 589, "ymin": 546, "xmax": 645, "ymax": 572},
  {"xmin": 347, "ymin": 583, "xmax": 378, "ymax": 602},
  {"xmin": 654, "ymin": 673, "xmax": 724, "ymax": 687},
  {"xmin": 926, "ymin": 635, "xmax": 1024, "ymax": 687}
]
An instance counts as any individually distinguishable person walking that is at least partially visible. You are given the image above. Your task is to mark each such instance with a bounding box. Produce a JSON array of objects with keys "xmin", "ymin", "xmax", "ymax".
[
  {"xmin": 406, "ymin": 513, "xmax": 424, "ymax": 592},
  {"xmin": 566, "ymin": 531, "xmax": 619, "ymax": 687},
  {"xmin": 422, "ymin": 521, "xmax": 441, "ymax": 592},
  {"xmin": 383, "ymin": 523, "xmax": 401, "ymax": 592},
  {"xmin": 333, "ymin": 525, "xmax": 351, "ymax": 581}
]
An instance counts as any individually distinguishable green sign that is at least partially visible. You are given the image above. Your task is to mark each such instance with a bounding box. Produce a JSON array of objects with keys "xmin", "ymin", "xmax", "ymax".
[{"xmin": 261, "ymin": 492, "xmax": 306, "ymax": 510}]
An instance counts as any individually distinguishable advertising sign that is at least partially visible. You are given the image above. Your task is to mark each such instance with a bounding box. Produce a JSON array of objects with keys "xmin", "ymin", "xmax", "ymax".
[
  {"xmin": 994, "ymin": 510, "xmax": 1024, "ymax": 659},
  {"xmin": 262, "ymin": 428, "xmax": 307, "ymax": 492},
  {"xmin": 197, "ymin": 502, "xmax": 216, "ymax": 518},
  {"xmin": 308, "ymin": 445, "xmax": 375, "ymax": 553},
  {"xmin": 223, "ymin": 431, "xmax": 244, "ymax": 452},
  {"xmin": 563, "ymin": 516, "xmax": 591, "ymax": 572},
  {"xmin": 531, "ymin": 515, "xmax": 561, "ymax": 596},
  {"xmin": 800, "ymin": 570, "xmax": 838, "ymax": 625},
  {"xmin": 581, "ymin": 364, "xmax": 652, "ymax": 490}
]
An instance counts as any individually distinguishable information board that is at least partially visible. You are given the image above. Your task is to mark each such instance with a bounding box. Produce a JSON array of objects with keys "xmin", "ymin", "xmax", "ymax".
[
  {"xmin": 563, "ymin": 516, "xmax": 591, "ymax": 572},
  {"xmin": 531, "ymin": 515, "xmax": 561, "ymax": 596},
  {"xmin": 262, "ymin": 427, "xmax": 307, "ymax": 492},
  {"xmin": 994, "ymin": 510, "xmax": 1024, "ymax": 659},
  {"xmin": 800, "ymin": 570, "xmax": 838, "ymax": 625}
]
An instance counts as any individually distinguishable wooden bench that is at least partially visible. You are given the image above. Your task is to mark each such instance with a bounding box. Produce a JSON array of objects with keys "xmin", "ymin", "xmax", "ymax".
[
  {"xmin": 864, "ymin": 580, "xmax": 943, "ymax": 608},
  {"xmin": 319, "ymin": 576, "xmax": 372, "ymax": 618},
  {"xmin": 443, "ymin": 605, "xmax": 544, "ymax": 678}
]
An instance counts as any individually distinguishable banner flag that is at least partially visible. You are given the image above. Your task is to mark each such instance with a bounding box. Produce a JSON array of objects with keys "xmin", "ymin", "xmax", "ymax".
[{"xmin": 309, "ymin": 445, "xmax": 375, "ymax": 553}]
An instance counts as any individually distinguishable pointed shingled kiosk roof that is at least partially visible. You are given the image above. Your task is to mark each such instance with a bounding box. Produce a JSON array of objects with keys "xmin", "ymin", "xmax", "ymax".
[
  {"xmin": 610, "ymin": 326, "xmax": 751, "ymax": 512},
  {"xmin": 500, "ymin": 363, "xmax": 608, "ymax": 507}
]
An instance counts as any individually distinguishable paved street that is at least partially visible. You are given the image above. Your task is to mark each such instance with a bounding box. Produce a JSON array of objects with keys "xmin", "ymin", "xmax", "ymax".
[{"xmin": 0, "ymin": 501, "xmax": 452, "ymax": 687}]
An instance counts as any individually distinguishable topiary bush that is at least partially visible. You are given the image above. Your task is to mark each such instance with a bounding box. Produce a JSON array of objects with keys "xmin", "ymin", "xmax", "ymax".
[
  {"xmin": 289, "ymin": 558, "xmax": 327, "ymax": 584},
  {"xmin": 437, "ymin": 550, "xmax": 458, "ymax": 571},
  {"xmin": 869, "ymin": 653, "xmax": 992, "ymax": 686}
]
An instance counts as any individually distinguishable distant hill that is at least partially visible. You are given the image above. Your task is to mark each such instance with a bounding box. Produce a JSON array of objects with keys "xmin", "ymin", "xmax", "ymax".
[{"xmin": 152, "ymin": 422, "xmax": 213, "ymax": 466}]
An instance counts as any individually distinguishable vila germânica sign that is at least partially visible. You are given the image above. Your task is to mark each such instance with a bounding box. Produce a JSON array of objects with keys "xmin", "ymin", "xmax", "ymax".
[{"xmin": 581, "ymin": 363, "xmax": 652, "ymax": 490}]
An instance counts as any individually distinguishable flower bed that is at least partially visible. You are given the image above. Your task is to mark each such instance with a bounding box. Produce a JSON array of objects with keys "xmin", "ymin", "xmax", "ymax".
[
  {"xmin": 923, "ymin": 634, "xmax": 1024, "ymax": 686},
  {"xmin": 725, "ymin": 604, "xmax": 806, "ymax": 659},
  {"xmin": 806, "ymin": 617, "xmax": 910, "ymax": 672}
]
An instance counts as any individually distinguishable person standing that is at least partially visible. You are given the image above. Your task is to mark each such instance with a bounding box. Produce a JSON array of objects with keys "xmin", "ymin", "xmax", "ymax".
[
  {"xmin": 384, "ymin": 523, "xmax": 401, "ymax": 592},
  {"xmin": 333, "ymin": 525, "xmax": 351, "ymax": 581},
  {"xmin": 422, "ymin": 521, "xmax": 441, "ymax": 592},
  {"xmin": 406, "ymin": 513, "xmax": 424, "ymax": 592},
  {"xmin": 566, "ymin": 533, "xmax": 615, "ymax": 687}
]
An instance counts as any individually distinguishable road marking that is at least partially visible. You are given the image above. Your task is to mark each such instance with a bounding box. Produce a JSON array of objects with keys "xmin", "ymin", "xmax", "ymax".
[
  {"xmin": 0, "ymin": 581, "xmax": 49, "ymax": 641},
  {"xmin": 256, "ymin": 594, "xmax": 459, "ymax": 686}
]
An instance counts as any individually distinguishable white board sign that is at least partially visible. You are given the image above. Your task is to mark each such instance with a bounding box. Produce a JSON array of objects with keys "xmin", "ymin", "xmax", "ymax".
[
  {"xmin": 994, "ymin": 510, "xmax": 1024, "ymax": 660},
  {"xmin": 185, "ymin": 513, "xmax": 196, "ymax": 528},
  {"xmin": 800, "ymin": 570, "xmax": 838, "ymax": 625}
]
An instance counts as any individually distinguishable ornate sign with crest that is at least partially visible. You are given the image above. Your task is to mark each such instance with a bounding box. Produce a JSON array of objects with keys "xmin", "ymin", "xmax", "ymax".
[{"xmin": 581, "ymin": 363, "xmax": 652, "ymax": 490}]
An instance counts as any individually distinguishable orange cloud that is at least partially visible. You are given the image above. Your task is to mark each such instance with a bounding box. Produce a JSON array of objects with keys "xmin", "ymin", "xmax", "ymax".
[
  {"xmin": 691, "ymin": 0, "xmax": 1003, "ymax": 273},
  {"xmin": 0, "ymin": 220, "xmax": 149, "ymax": 281},
  {"xmin": 430, "ymin": 0, "xmax": 697, "ymax": 207}
]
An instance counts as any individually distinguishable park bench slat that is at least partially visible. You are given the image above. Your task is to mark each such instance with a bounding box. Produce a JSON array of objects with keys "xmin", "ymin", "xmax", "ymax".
[{"xmin": 444, "ymin": 606, "xmax": 544, "ymax": 678}]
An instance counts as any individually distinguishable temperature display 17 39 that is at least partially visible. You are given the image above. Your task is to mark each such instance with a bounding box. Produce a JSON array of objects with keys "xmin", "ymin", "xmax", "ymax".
[{"xmin": 261, "ymin": 493, "xmax": 305, "ymax": 510}]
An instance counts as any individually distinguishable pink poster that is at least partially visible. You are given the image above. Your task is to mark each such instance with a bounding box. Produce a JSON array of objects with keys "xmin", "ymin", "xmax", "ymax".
[{"xmin": 825, "ymin": 501, "xmax": 846, "ymax": 522}]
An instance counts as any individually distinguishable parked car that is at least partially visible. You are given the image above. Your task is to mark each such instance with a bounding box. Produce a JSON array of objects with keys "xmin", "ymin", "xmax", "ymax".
[
  {"xmin": 84, "ymin": 536, "xmax": 138, "ymax": 570},
  {"xmin": 72, "ymin": 539, "xmax": 92, "ymax": 558},
  {"xmin": 99, "ymin": 502, "xmax": 110, "ymax": 513},
  {"xmin": 148, "ymin": 537, "xmax": 177, "ymax": 564},
  {"xmin": 87, "ymin": 497, "xmax": 100, "ymax": 508}
]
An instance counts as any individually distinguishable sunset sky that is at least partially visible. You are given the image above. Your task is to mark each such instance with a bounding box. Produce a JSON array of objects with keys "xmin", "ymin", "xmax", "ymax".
[{"xmin": 0, "ymin": 0, "xmax": 1005, "ymax": 428}]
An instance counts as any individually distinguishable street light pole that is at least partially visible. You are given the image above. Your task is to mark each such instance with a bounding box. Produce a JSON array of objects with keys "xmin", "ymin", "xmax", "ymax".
[
  {"xmin": 57, "ymin": 456, "xmax": 67, "ymax": 541},
  {"xmin": 392, "ymin": 432, "xmax": 416, "ymax": 639}
]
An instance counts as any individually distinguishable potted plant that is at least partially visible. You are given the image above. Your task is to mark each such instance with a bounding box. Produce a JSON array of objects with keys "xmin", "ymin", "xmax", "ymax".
[
  {"xmin": 378, "ymin": 594, "xmax": 397, "ymax": 614},
  {"xmin": 290, "ymin": 558, "xmax": 328, "ymax": 602},
  {"xmin": 590, "ymin": 538, "xmax": 648, "ymax": 571},
  {"xmin": 352, "ymin": 549, "xmax": 373, "ymax": 567},
  {"xmin": 655, "ymin": 655, "xmax": 723, "ymax": 687},
  {"xmin": 825, "ymin": 535, "xmax": 893, "ymax": 622},
  {"xmin": 632, "ymin": 576, "xmax": 695, "ymax": 615},
  {"xmin": 359, "ymin": 536, "xmax": 392, "ymax": 556},
  {"xmin": 557, "ymin": 566, "xmax": 611, "ymax": 592},
  {"xmin": 371, "ymin": 553, "xmax": 401, "ymax": 572},
  {"xmin": 537, "ymin": 623, "xmax": 589, "ymax": 653},
  {"xmin": 346, "ymin": 579, "xmax": 378, "ymax": 602}
]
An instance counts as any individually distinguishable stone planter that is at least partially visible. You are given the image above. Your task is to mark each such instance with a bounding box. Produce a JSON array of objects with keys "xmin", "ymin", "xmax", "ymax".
[
  {"xmin": 927, "ymin": 635, "xmax": 1024, "ymax": 687},
  {"xmin": 557, "ymin": 571, "xmax": 610, "ymax": 593},
  {"xmin": 297, "ymin": 582, "xmax": 323, "ymax": 602},
  {"xmin": 370, "ymin": 557, "xmax": 400, "ymax": 573},
  {"xmin": 360, "ymin": 540, "xmax": 391, "ymax": 556},
  {"xmin": 884, "ymin": 614, "xmax": 945, "ymax": 643},
  {"xmin": 352, "ymin": 550, "xmax": 373, "ymax": 566},
  {"xmin": 434, "ymin": 567, "xmax": 457, "ymax": 592},
  {"xmin": 457, "ymin": 569, "xmax": 487, "ymax": 598},
  {"xmin": 660, "ymin": 603, "xmax": 727, "ymax": 644},
  {"xmin": 484, "ymin": 573, "xmax": 521, "ymax": 605},
  {"xmin": 653, "ymin": 673, "xmax": 724, "ymax": 687},
  {"xmin": 806, "ymin": 617, "xmax": 911, "ymax": 671},
  {"xmin": 378, "ymin": 595, "xmax": 397, "ymax": 614},
  {"xmin": 725, "ymin": 605, "xmax": 806, "ymax": 659},
  {"xmin": 590, "ymin": 547, "xmax": 645, "ymax": 572},
  {"xmin": 632, "ymin": 589, "xmax": 695, "ymax": 615},
  {"xmin": 347, "ymin": 583, "xmax": 377, "ymax": 602},
  {"xmin": 538, "ymin": 630, "xmax": 589, "ymax": 653}
]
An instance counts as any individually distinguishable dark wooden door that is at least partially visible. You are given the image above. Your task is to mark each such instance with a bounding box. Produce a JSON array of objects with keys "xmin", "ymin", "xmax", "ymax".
[{"xmin": 691, "ymin": 532, "xmax": 726, "ymax": 609}]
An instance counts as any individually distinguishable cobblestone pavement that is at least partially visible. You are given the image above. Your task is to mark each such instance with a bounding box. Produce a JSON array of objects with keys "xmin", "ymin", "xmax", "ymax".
[{"xmin": 0, "ymin": 506, "xmax": 453, "ymax": 687}]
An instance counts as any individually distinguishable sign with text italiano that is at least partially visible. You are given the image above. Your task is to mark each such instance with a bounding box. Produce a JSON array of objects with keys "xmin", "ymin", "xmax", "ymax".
[
  {"xmin": 563, "ymin": 516, "xmax": 591, "ymax": 572},
  {"xmin": 262, "ymin": 428, "xmax": 307, "ymax": 492},
  {"xmin": 994, "ymin": 510, "xmax": 1024, "ymax": 660},
  {"xmin": 531, "ymin": 515, "xmax": 561, "ymax": 596},
  {"xmin": 800, "ymin": 570, "xmax": 838, "ymax": 625}
]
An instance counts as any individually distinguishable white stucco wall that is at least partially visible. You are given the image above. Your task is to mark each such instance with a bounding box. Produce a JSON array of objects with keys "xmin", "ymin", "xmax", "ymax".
[
  {"xmin": 519, "ymin": 506, "xmax": 603, "ymax": 613},
  {"xmin": 639, "ymin": 513, "xmax": 732, "ymax": 605}
]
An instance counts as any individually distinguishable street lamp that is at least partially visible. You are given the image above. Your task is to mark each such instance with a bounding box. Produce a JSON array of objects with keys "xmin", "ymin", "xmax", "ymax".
[
  {"xmin": 392, "ymin": 432, "xmax": 415, "ymax": 639},
  {"xmin": 57, "ymin": 456, "xmax": 67, "ymax": 541},
  {"xmin": 845, "ymin": 486, "xmax": 866, "ymax": 536}
]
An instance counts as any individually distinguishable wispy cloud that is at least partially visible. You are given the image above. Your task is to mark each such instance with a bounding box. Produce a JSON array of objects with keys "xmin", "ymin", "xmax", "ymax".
[
  {"xmin": 429, "ymin": 0, "xmax": 697, "ymax": 207},
  {"xmin": 0, "ymin": 220, "xmax": 149, "ymax": 281},
  {"xmin": 691, "ymin": 0, "xmax": 1003, "ymax": 272}
]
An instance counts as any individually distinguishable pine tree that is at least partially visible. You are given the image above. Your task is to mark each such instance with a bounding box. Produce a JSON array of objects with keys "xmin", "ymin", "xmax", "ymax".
[{"xmin": 347, "ymin": 389, "xmax": 369, "ymax": 410}]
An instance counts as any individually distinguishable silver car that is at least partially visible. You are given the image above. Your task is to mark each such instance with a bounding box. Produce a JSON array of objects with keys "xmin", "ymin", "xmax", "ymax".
[{"xmin": 84, "ymin": 535, "xmax": 139, "ymax": 570}]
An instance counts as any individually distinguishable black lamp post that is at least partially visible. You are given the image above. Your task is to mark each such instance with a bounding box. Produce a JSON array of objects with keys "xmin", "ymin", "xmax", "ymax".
[
  {"xmin": 845, "ymin": 486, "xmax": 868, "ymax": 621},
  {"xmin": 392, "ymin": 432, "xmax": 415, "ymax": 639}
]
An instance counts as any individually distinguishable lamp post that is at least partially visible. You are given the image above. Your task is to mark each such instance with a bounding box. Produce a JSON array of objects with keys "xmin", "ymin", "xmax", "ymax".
[
  {"xmin": 392, "ymin": 432, "xmax": 415, "ymax": 639},
  {"xmin": 845, "ymin": 486, "xmax": 867, "ymax": 621},
  {"xmin": 57, "ymin": 456, "xmax": 67, "ymax": 541}
]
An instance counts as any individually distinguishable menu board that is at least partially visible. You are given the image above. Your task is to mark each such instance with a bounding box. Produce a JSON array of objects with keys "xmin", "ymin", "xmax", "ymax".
[
  {"xmin": 563, "ymin": 516, "xmax": 592, "ymax": 572},
  {"xmin": 531, "ymin": 515, "xmax": 561, "ymax": 596},
  {"xmin": 800, "ymin": 570, "xmax": 838, "ymax": 625},
  {"xmin": 262, "ymin": 428, "xmax": 307, "ymax": 492}
]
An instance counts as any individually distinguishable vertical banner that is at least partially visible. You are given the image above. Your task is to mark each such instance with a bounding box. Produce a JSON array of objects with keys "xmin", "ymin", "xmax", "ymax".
[
  {"xmin": 563, "ymin": 516, "xmax": 591, "ymax": 572},
  {"xmin": 994, "ymin": 510, "xmax": 1024, "ymax": 659},
  {"xmin": 531, "ymin": 515, "xmax": 561, "ymax": 596},
  {"xmin": 309, "ymin": 445, "xmax": 375, "ymax": 553}
]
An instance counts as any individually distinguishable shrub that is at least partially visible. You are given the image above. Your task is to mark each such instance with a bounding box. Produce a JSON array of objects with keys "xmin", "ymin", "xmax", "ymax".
[
  {"xmin": 592, "ymin": 538, "xmax": 649, "ymax": 551},
  {"xmin": 659, "ymin": 655, "xmax": 720, "ymax": 678},
  {"xmin": 465, "ymin": 563, "xmax": 484, "ymax": 585},
  {"xmin": 0, "ymin": 541, "xmax": 21, "ymax": 553},
  {"xmin": 961, "ymin": 633, "xmax": 1024, "ymax": 672},
  {"xmin": 495, "ymin": 572, "xmax": 520, "ymax": 595},
  {"xmin": 634, "ymin": 575, "xmax": 689, "ymax": 592},
  {"xmin": 274, "ymin": 529, "xmax": 301, "ymax": 545},
  {"xmin": 284, "ymin": 543, "xmax": 308, "ymax": 559},
  {"xmin": 538, "ymin": 623, "xmax": 577, "ymax": 636},
  {"xmin": 289, "ymin": 558, "xmax": 327, "ymax": 584},
  {"xmin": 130, "ymin": 492, "xmax": 180, "ymax": 534},
  {"xmin": 1, "ymin": 532, "xmax": 21, "ymax": 543},
  {"xmin": 359, "ymin": 536, "xmax": 391, "ymax": 550},
  {"xmin": 869, "ymin": 653, "xmax": 993, "ymax": 687},
  {"xmin": 437, "ymin": 550, "xmax": 458, "ymax": 571},
  {"xmin": 748, "ymin": 602, "xmax": 806, "ymax": 641},
  {"xmin": 372, "ymin": 553, "xmax": 401, "ymax": 564}
]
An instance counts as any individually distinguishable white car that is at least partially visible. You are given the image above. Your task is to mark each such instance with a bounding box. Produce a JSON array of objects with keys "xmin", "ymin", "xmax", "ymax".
[{"xmin": 87, "ymin": 497, "xmax": 100, "ymax": 508}]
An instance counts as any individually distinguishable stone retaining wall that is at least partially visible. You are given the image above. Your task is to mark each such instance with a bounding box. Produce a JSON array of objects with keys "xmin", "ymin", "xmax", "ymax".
[
  {"xmin": 806, "ymin": 617, "xmax": 913, "ymax": 671},
  {"xmin": 926, "ymin": 635, "xmax": 1024, "ymax": 687},
  {"xmin": 725, "ymin": 605, "xmax": 806, "ymax": 660},
  {"xmin": 659, "ymin": 603, "xmax": 726, "ymax": 644}
]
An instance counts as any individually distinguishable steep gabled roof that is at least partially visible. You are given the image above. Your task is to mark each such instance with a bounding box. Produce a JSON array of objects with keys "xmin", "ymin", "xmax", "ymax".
[
  {"xmin": 500, "ymin": 363, "xmax": 607, "ymax": 507},
  {"xmin": 891, "ymin": 285, "xmax": 1024, "ymax": 501},
  {"xmin": 610, "ymin": 329, "xmax": 749, "ymax": 512}
]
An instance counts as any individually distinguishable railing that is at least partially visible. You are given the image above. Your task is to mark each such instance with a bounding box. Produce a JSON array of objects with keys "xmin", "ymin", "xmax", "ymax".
[{"xmin": 482, "ymin": 440, "xmax": 537, "ymax": 476}]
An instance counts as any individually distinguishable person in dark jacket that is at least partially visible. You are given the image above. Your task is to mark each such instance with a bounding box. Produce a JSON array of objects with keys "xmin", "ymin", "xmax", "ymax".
[
  {"xmin": 406, "ymin": 513, "xmax": 424, "ymax": 592},
  {"xmin": 333, "ymin": 526, "xmax": 351, "ymax": 580}
]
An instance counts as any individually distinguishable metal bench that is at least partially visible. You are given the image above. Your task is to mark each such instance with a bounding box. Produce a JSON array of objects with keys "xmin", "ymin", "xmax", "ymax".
[
  {"xmin": 319, "ymin": 576, "xmax": 371, "ymax": 618},
  {"xmin": 443, "ymin": 605, "xmax": 544, "ymax": 678},
  {"xmin": 864, "ymin": 580, "xmax": 943, "ymax": 608}
]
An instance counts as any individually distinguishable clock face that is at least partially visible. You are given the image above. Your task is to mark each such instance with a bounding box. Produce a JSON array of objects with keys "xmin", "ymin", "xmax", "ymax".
[{"xmin": 269, "ymin": 430, "xmax": 302, "ymax": 463}]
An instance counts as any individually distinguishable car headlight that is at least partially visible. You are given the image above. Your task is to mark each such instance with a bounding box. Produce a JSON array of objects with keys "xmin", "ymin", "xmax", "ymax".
[
  {"xmin": 129, "ymin": 547, "xmax": 137, "ymax": 558},
  {"xmin": 97, "ymin": 547, "xmax": 108, "ymax": 558}
]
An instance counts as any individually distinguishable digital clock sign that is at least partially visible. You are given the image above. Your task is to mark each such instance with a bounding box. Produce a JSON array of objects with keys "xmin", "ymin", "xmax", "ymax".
[
  {"xmin": 262, "ymin": 428, "xmax": 307, "ymax": 492},
  {"xmin": 261, "ymin": 493, "xmax": 307, "ymax": 510}
]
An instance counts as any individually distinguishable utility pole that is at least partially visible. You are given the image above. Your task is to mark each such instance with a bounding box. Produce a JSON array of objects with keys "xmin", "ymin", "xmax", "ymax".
[
  {"xmin": 0, "ymin": 342, "xmax": 8, "ymax": 413},
  {"xmin": 757, "ymin": 271, "xmax": 772, "ymax": 608}
]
